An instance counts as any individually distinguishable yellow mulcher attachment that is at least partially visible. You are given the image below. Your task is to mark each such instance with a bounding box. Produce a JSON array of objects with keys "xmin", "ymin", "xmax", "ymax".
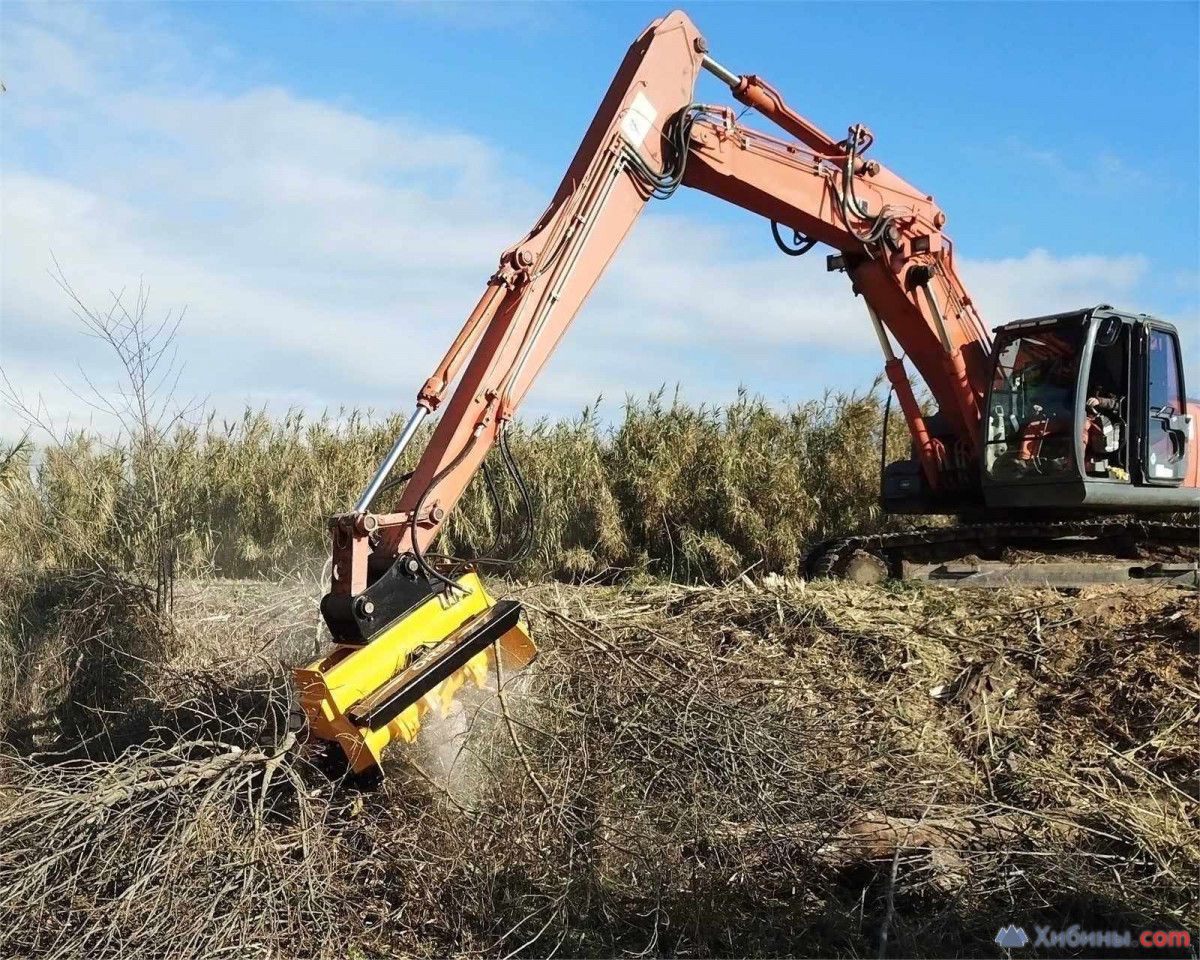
[{"xmin": 295, "ymin": 571, "xmax": 536, "ymax": 774}]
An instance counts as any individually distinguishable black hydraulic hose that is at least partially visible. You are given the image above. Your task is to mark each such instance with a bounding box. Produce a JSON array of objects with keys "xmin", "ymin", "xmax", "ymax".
[
  {"xmin": 409, "ymin": 432, "xmax": 481, "ymax": 593},
  {"xmin": 834, "ymin": 124, "xmax": 892, "ymax": 249},
  {"xmin": 408, "ymin": 425, "xmax": 535, "ymax": 578},
  {"xmin": 771, "ymin": 220, "xmax": 816, "ymax": 256},
  {"xmin": 480, "ymin": 457, "xmax": 505, "ymax": 560},
  {"xmin": 499, "ymin": 424, "xmax": 535, "ymax": 564},
  {"xmin": 880, "ymin": 387, "xmax": 894, "ymax": 485},
  {"xmin": 623, "ymin": 104, "xmax": 705, "ymax": 200},
  {"xmin": 368, "ymin": 469, "xmax": 415, "ymax": 511}
]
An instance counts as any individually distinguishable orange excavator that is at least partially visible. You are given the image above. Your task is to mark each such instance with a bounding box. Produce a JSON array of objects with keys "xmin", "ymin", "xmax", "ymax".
[{"xmin": 295, "ymin": 10, "xmax": 1199, "ymax": 774}]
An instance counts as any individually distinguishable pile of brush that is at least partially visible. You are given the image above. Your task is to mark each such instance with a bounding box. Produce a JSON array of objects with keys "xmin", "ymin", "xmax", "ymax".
[{"xmin": 0, "ymin": 574, "xmax": 1195, "ymax": 958}]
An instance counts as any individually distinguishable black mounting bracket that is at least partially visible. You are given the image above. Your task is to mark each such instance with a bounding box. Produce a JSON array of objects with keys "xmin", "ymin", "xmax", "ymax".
[{"xmin": 320, "ymin": 554, "xmax": 443, "ymax": 645}]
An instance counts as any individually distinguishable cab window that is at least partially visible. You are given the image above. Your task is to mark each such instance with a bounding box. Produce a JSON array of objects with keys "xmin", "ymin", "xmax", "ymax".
[
  {"xmin": 1145, "ymin": 329, "xmax": 1187, "ymax": 480},
  {"xmin": 1148, "ymin": 330, "xmax": 1183, "ymax": 417},
  {"xmin": 1082, "ymin": 318, "xmax": 1129, "ymax": 480},
  {"xmin": 985, "ymin": 325, "xmax": 1082, "ymax": 481}
]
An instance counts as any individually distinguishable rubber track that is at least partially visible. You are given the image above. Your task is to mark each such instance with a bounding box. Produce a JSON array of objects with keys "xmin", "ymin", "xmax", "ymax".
[{"xmin": 803, "ymin": 519, "xmax": 1198, "ymax": 580}]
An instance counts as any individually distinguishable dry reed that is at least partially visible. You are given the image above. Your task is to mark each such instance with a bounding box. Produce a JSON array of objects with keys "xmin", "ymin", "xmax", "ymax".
[{"xmin": 0, "ymin": 387, "xmax": 910, "ymax": 584}]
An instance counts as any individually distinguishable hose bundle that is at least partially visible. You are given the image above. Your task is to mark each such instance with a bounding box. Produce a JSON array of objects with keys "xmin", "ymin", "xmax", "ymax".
[{"xmin": 622, "ymin": 103, "xmax": 708, "ymax": 200}]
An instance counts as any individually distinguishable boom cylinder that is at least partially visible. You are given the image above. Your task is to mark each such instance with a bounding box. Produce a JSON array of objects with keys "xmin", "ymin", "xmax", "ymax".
[
  {"xmin": 703, "ymin": 54, "xmax": 849, "ymax": 158},
  {"xmin": 866, "ymin": 302, "xmax": 897, "ymax": 361},
  {"xmin": 866, "ymin": 303, "xmax": 939, "ymax": 488},
  {"xmin": 884, "ymin": 357, "xmax": 941, "ymax": 489},
  {"xmin": 700, "ymin": 54, "xmax": 740, "ymax": 87},
  {"xmin": 354, "ymin": 405, "xmax": 429, "ymax": 513},
  {"xmin": 918, "ymin": 281, "xmax": 982, "ymax": 451}
]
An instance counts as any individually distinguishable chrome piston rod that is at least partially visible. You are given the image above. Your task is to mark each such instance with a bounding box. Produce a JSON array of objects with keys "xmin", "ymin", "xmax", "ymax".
[
  {"xmin": 354, "ymin": 405, "xmax": 428, "ymax": 512},
  {"xmin": 701, "ymin": 54, "xmax": 742, "ymax": 89}
]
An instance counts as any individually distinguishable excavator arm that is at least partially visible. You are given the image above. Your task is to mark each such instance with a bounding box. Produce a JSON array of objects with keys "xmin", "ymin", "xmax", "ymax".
[{"xmin": 297, "ymin": 9, "xmax": 997, "ymax": 773}]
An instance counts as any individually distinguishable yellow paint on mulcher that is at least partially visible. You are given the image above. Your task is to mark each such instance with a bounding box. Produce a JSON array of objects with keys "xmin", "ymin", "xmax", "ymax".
[{"xmin": 294, "ymin": 572, "xmax": 535, "ymax": 773}]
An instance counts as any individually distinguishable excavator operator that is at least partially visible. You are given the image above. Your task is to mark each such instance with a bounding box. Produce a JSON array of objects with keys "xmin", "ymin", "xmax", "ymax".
[{"xmin": 1015, "ymin": 356, "xmax": 1077, "ymax": 474}]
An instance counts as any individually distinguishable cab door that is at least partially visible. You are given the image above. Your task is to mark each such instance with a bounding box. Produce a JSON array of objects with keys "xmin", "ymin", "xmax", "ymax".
[{"xmin": 1138, "ymin": 322, "xmax": 1191, "ymax": 485}]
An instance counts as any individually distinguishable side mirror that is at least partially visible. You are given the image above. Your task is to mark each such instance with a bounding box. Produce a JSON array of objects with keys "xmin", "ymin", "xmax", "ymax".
[{"xmin": 1095, "ymin": 316, "xmax": 1121, "ymax": 348}]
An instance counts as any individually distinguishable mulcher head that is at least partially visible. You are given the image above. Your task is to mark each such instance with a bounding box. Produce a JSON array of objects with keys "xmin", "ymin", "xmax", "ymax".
[{"xmin": 294, "ymin": 571, "xmax": 536, "ymax": 773}]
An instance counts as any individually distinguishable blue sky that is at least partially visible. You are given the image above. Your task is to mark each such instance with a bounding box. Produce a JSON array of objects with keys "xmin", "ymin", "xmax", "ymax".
[{"xmin": 2, "ymin": 1, "xmax": 1197, "ymax": 434}]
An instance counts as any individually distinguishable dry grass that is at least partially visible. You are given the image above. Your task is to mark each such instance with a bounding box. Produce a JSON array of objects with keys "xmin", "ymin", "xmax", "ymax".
[
  {"xmin": 0, "ymin": 387, "xmax": 910, "ymax": 584},
  {"xmin": 0, "ymin": 572, "xmax": 1195, "ymax": 958}
]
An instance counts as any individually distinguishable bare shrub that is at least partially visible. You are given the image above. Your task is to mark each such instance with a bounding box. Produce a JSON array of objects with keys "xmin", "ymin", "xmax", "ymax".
[
  {"xmin": 0, "ymin": 570, "xmax": 174, "ymax": 750},
  {"xmin": 1, "ymin": 264, "xmax": 196, "ymax": 613},
  {"xmin": 0, "ymin": 579, "xmax": 1193, "ymax": 958},
  {"xmin": 393, "ymin": 581, "xmax": 1198, "ymax": 957},
  {"xmin": 0, "ymin": 665, "xmax": 345, "ymax": 959}
]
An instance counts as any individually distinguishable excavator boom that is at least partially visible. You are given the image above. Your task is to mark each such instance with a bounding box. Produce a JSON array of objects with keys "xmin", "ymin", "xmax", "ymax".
[{"xmin": 296, "ymin": 10, "xmax": 1198, "ymax": 774}]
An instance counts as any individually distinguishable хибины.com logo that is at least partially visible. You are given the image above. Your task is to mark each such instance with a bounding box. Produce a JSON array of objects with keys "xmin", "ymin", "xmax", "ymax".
[
  {"xmin": 994, "ymin": 924, "xmax": 1191, "ymax": 950},
  {"xmin": 995, "ymin": 926, "xmax": 1029, "ymax": 948}
]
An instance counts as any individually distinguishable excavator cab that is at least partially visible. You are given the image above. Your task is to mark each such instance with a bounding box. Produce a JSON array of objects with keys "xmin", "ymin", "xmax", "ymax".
[{"xmin": 982, "ymin": 306, "xmax": 1197, "ymax": 512}]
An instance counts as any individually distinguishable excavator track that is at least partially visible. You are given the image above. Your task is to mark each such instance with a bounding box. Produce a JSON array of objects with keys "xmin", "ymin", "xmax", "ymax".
[{"xmin": 804, "ymin": 519, "xmax": 1198, "ymax": 587}]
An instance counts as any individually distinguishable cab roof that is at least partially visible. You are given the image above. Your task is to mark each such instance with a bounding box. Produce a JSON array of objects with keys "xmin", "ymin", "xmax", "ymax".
[{"xmin": 993, "ymin": 304, "xmax": 1169, "ymax": 336}]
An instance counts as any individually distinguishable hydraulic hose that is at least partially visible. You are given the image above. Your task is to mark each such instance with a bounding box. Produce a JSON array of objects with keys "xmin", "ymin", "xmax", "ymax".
[
  {"xmin": 408, "ymin": 431, "xmax": 482, "ymax": 593},
  {"xmin": 499, "ymin": 424, "xmax": 535, "ymax": 564},
  {"xmin": 771, "ymin": 220, "xmax": 816, "ymax": 256}
]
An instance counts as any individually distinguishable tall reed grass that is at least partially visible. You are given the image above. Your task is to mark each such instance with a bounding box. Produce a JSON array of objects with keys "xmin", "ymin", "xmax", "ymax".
[{"xmin": 0, "ymin": 386, "xmax": 911, "ymax": 583}]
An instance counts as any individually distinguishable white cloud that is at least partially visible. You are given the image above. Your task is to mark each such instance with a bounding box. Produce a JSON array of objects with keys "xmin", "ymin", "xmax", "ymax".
[
  {"xmin": 596, "ymin": 213, "xmax": 872, "ymax": 350},
  {"xmin": 2, "ymin": 3, "xmax": 1191, "ymax": 441},
  {"xmin": 958, "ymin": 248, "xmax": 1149, "ymax": 326},
  {"xmin": 996, "ymin": 138, "xmax": 1159, "ymax": 196}
]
